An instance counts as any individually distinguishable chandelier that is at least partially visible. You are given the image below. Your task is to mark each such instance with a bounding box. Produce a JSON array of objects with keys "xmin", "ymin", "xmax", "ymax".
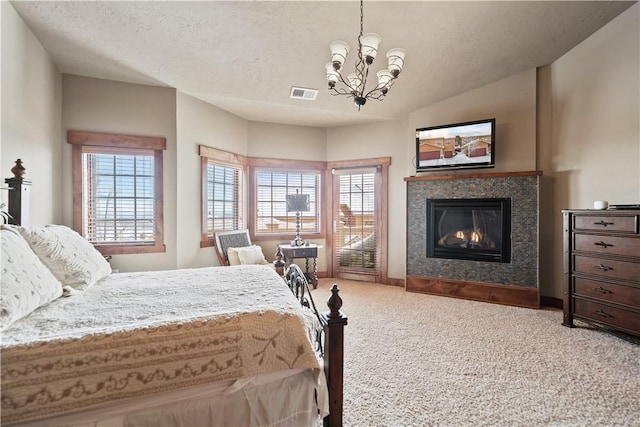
[{"xmin": 325, "ymin": 0, "xmax": 406, "ymax": 110}]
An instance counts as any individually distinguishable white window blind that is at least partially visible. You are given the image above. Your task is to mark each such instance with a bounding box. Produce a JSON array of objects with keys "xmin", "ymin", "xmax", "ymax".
[
  {"xmin": 206, "ymin": 159, "xmax": 243, "ymax": 236},
  {"xmin": 255, "ymin": 170, "xmax": 320, "ymax": 234},
  {"xmin": 336, "ymin": 171, "xmax": 377, "ymax": 269},
  {"xmin": 82, "ymin": 150, "xmax": 156, "ymax": 245}
]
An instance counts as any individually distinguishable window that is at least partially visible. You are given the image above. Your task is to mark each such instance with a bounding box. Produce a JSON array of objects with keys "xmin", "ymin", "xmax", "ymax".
[
  {"xmin": 199, "ymin": 145, "xmax": 246, "ymax": 247},
  {"xmin": 68, "ymin": 131, "xmax": 165, "ymax": 255},
  {"xmin": 250, "ymin": 162, "xmax": 324, "ymax": 239}
]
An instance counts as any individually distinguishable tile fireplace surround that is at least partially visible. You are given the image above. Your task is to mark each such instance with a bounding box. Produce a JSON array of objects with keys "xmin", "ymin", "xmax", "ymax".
[{"xmin": 405, "ymin": 171, "xmax": 540, "ymax": 308}]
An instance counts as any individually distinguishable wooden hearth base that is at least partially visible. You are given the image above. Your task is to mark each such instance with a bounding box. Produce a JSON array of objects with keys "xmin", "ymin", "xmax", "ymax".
[{"xmin": 406, "ymin": 275, "xmax": 539, "ymax": 309}]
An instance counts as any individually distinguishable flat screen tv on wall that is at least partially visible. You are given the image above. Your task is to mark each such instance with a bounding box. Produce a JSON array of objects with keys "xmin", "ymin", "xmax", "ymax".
[{"xmin": 415, "ymin": 118, "xmax": 495, "ymax": 173}]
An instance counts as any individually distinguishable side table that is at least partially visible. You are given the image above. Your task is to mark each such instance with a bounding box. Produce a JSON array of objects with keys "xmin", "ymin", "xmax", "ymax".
[{"xmin": 278, "ymin": 243, "xmax": 320, "ymax": 289}]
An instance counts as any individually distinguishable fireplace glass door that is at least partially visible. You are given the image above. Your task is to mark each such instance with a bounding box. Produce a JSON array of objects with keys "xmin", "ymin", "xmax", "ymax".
[{"xmin": 426, "ymin": 198, "xmax": 511, "ymax": 263}]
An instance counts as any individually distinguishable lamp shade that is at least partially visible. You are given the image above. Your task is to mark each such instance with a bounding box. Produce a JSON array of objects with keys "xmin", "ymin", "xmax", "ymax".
[
  {"xmin": 360, "ymin": 33, "xmax": 381, "ymax": 62},
  {"xmin": 386, "ymin": 48, "xmax": 406, "ymax": 77},
  {"xmin": 376, "ymin": 69, "xmax": 393, "ymax": 88},
  {"xmin": 326, "ymin": 62, "xmax": 340, "ymax": 84},
  {"xmin": 330, "ymin": 40, "xmax": 350, "ymax": 70},
  {"xmin": 286, "ymin": 193, "xmax": 310, "ymax": 212}
]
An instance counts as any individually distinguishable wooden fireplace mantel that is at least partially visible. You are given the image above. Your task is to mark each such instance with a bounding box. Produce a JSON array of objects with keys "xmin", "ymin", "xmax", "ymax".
[{"xmin": 404, "ymin": 170, "xmax": 542, "ymax": 182}]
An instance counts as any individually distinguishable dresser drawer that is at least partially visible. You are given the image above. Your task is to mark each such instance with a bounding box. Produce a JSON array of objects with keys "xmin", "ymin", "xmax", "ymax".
[
  {"xmin": 573, "ymin": 277, "xmax": 640, "ymax": 308},
  {"xmin": 573, "ymin": 255, "xmax": 640, "ymax": 283},
  {"xmin": 573, "ymin": 215, "xmax": 638, "ymax": 233},
  {"xmin": 285, "ymin": 246, "xmax": 317, "ymax": 258},
  {"xmin": 573, "ymin": 298, "xmax": 640, "ymax": 333},
  {"xmin": 574, "ymin": 234, "xmax": 640, "ymax": 258}
]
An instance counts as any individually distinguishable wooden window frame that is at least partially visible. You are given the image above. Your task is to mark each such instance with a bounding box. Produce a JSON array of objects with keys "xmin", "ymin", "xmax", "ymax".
[
  {"xmin": 199, "ymin": 145, "xmax": 248, "ymax": 248},
  {"xmin": 248, "ymin": 158, "xmax": 326, "ymax": 242},
  {"xmin": 68, "ymin": 131, "xmax": 166, "ymax": 255}
]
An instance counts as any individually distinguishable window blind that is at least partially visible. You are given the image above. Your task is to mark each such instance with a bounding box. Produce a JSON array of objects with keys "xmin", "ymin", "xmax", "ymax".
[
  {"xmin": 83, "ymin": 151, "xmax": 156, "ymax": 244},
  {"xmin": 206, "ymin": 159, "xmax": 243, "ymax": 235},
  {"xmin": 255, "ymin": 170, "xmax": 320, "ymax": 234},
  {"xmin": 335, "ymin": 171, "xmax": 377, "ymax": 269}
]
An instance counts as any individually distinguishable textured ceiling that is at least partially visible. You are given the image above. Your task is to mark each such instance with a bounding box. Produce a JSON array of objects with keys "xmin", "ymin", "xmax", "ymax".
[{"xmin": 11, "ymin": 1, "xmax": 636, "ymax": 128}]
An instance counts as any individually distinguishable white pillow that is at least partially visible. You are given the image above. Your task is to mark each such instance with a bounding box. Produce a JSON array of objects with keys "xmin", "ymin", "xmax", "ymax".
[
  {"xmin": 236, "ymin": 245, "xmax": 268, "ymax": 265},
  {"xmin": 226, "ymin": 247, "xmax": 242, "ymax": 266},
  {"xmin": 7, "ymin": 224, "xmax": 112, "ymax": 290},
  {"xmin": 0, "ymin": 227, "xmax": 63, "ymax": 330}
]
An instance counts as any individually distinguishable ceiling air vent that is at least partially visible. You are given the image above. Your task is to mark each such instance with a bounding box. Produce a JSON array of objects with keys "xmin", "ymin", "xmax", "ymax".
[{"xmin": 290, "ymin": 87, "xmax": 318, "ymax": 101}]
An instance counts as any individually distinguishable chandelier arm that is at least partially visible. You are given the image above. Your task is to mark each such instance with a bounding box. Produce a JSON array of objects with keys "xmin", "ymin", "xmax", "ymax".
[
  {"xmin": 362, "ymin": 77, "xmax": 397, "ymax": 100},
  {"xmin": 334, "ymin": 69, "xmax": 357, "ymax": 94},
  {"xmin": 365, "ymin": 91, "xmax": 387, "ymax": 101},
  {"xmin": 329, "ymin": 86, "xmax": 354, "ymax": 97}
]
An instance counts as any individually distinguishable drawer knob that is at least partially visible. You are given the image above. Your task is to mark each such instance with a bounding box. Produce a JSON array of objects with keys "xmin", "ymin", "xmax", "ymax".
[
  {"xmin": 595, "ymin": 309, "xmax": 612, "ymax": 318},
  {"xmin": 593, "ymin": 220, "xmax": 615, "ymax": 227},
  {"xmin": 595, "ymin": 264, "xmax": 613, "ymax": 272},
  {"xmin": 594, "ymin": 286, "xmax": 612, "ymax": 294},
  {"xmin": 594, "ymin": 241, "xmax": 613, "ymax": 248}
]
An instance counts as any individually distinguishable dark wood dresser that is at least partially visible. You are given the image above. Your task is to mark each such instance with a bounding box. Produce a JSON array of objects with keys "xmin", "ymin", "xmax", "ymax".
[{"xmin": 562, "ymin": 209, "xmax": 640, "ymax": 336}]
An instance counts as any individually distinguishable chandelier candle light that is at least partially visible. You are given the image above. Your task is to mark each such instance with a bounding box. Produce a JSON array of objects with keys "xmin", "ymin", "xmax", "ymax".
[{"xmin": 326, "ymin": 0, "xmax": 406, "ymax": 109}]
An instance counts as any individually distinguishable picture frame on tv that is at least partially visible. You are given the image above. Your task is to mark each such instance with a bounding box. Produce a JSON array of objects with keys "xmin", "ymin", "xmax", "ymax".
[{"xmin": 416, "ymin": 118, "xmax": 495, "ymax": 172}]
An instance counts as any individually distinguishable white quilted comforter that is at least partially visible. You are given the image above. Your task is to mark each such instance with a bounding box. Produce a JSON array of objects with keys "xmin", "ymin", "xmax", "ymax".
[{"xmin": 1, "ymin": 265, "xmax": 322, "ymax": 425}]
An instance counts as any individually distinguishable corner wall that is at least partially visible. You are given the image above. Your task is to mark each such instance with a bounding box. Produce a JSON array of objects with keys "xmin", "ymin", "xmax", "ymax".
[
  {"xmin": 538, "ymin": 3, "xmax": 640, "ymax": 299},
  {"xmin": 326, "ymin": 119, "xmax": 409, "ymax": 281},
  {"xmin": 176, "ymin": 92, "xmax": 249, "ymax": 268},
  {"xmin": 1, "ymin": 2, "xmax": 62, "ymax": 225},
  {"xmin": 61, "ymin": 75, "xmax": 178, "ymax": 272}
]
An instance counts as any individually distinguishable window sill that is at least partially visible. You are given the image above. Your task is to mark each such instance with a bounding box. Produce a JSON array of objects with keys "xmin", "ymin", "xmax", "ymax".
[
  {"xmin": 96, "ymin": 243, "xmax": 166, "ymax": 256},
  {"xmin": 200, "ymin": 239, "xmax": 215, "ymax": 248}
]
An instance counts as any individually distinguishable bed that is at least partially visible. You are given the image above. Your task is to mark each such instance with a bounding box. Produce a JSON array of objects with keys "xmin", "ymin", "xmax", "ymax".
[{"xmin": 0, "ymin": 160, "xmax": 346, "ymax": 427}]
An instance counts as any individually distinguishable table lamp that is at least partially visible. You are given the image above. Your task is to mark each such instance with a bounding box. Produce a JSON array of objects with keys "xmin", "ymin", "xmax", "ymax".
[{"xmin": 286, "ymin": 190, "xmax": 310, "ymax": 246}]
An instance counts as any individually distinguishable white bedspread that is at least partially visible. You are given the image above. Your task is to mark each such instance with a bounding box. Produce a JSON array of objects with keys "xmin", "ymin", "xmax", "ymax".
[{"xmin": 1, "ymin": 265, "xmax": 323, "ymax": 425}]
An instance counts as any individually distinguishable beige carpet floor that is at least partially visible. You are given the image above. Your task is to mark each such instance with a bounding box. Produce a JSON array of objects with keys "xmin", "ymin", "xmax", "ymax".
[{"xmin": 313, "ymin": 279, "xmax": 640, "ymax": 427}]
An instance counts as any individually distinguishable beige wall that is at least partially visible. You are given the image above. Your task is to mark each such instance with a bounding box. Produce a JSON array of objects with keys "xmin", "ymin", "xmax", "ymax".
[
  {"xmin": 409, "ymin": 69, "xmax": 538, "ymax": 175},
  {"xmin": 176, "ymin": 92, "xmax": 249, "ymax": 268},
  {"xmin": 1, "ymin": 2, "xmax": 62, "ymax": 225},
  {"xmin": 326, "ymin": 119, "xmax": 408, "ymax": 280},
  {"xmin": 247, "ymin": 121, "xmax": 326, "ymax": 160},
  {"xmin": 62, "ymin": 75, "xmax": 178, "ymax": 273},
  {"xmin": 538, "ymin": 3, "xmax": 640, "ymax": 299}
]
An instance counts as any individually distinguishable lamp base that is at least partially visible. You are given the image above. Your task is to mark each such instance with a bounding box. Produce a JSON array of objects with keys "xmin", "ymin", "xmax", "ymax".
[{"xmin": 291, "ymin": 237, "xmax": 305, "ymax": 246}]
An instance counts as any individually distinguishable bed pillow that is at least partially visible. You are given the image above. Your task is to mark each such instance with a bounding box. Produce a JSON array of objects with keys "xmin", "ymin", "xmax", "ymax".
[
  {"xmin": 226, "ymin": 247, "xmax": 242, "ymax": 266},
  {"xmin": 8, "ymin": 224, "xmax": 112, "ymax": 290},
  {"xmin": 0, "ymin": 227, "xmax": 63, "ymax": 330},
  {"xmin": 236, "ymin": 245, "xmax": 269, "ymax": 265}
]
